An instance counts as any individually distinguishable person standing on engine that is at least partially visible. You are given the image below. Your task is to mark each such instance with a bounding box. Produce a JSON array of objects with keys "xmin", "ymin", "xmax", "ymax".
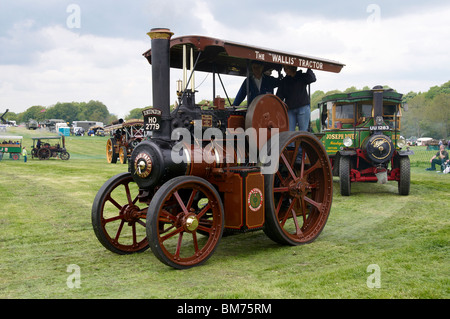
[
  {"xmin": 232, "ymin": 60, "xmax": 280, "ymax": 107},
  {"xmin": 276, "ymin": 66, "xmax": 316, "ymax": 132}
]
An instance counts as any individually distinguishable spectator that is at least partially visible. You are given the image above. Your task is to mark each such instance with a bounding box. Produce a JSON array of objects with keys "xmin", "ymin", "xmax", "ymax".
[
  {"xmin": 22, "ymin": 147, "xmax": 28, "ymax": 163},
  {"xmin": 426, "ymin": 144, "xmax": 449, "ymax": 171}
]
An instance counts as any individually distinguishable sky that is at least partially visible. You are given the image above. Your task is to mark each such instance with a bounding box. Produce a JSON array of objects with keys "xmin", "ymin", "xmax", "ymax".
[{"xmin": 1, "ymin": 0, "xmax": 449, "ymax": 119}]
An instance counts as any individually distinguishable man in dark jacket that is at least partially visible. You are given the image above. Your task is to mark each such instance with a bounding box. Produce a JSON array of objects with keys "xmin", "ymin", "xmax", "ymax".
[
  {"xmin": 276, "ymin": 66, "xmax": 316, "ymax": 132},
  {"xmin": 233, "ymin": 60, "xmax": 280, "ymax": 107},
  {"xmin": 426, "ymin": 144, "xmax": 449, "ymax": 171}
]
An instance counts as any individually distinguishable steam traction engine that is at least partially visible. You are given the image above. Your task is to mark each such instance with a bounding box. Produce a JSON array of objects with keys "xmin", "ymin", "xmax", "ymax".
[{"xmin": 92, "ymin": 28, "xmax": 345, "ymax": 269}]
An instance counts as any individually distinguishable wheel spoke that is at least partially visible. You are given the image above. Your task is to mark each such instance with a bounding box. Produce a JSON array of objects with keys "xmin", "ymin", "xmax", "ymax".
[
  {"xmin": 275, "ymin": 193, "xmax": 285, "ymax": 217},
  {"xmin": 300, "ymin": 197, "xmax": 307, "ymax": 226},
  {"xmin": 132, "ymin": 222, "xmax": 137, "ymax": 246},
  {"xmin": 124, "ymin": 183, "xmax": 132, "ymax": 204},
  {"xmin": 289, "ymin": 139, "xmax": 302, "ymax": 168},
  {"xmin": 303, "ymin": 195, "xmax": 323, "ymax": 211},
  {"xmin": 161, "ymin": 226, "xmax": 184, "ymax": 242},
  {"xmin": 280, "ymin": 153, "xmax": 297, "ymax": 180},
  {"xmin": 106, "ymin": 195, "xmax": 122, "ymax": 210},
  {"xmin": 192, "ymin": 232, "xmax": 199, "ymax": 253},
  {"xmin": 174, "ymin": 191, "xmax": 189, "ymax": 214},
  {"xmin": 103, "ymin": 214, "xmax": 122, "ymax": 224},
  {"xmin": 197, "ymin": 203, "xmax": 211, "ymax": 219},
  {"xmin": 280, "ymin": 198, "xmax": 296, "ymax": 227},
  {"xmin": 174, "ymin": 232, "xmax": 184, "ymax": 258},
  {"xmin": 290, "ymin": 203, "xmax": 303, "ymax": 237},
  {"xmin": 114, "ymin": 220, "xmax": 125, "ymax": 242},
  {"xmin": 304, "ymin": 159, "xmax": 323, "ymax": 178},
  {"xmin": 186, "ymin": 189, "xmax": 198, "ymax": 211},
  {"xmin": 159, "ymin": 209, "xmax": 177, "ymax": 223}
]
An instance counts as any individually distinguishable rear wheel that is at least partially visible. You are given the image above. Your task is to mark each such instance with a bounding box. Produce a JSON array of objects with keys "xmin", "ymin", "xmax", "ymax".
[
  {"xmin": 37, "ymin": 148, "xmax": 51, "ymax": 160},
  {"xmin": 263, "ymin": 131, "xmax": 333, "ymax": 245}
]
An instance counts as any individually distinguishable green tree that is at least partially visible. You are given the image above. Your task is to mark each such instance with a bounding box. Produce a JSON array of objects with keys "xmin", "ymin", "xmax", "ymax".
[
  {"xmin": 78, "ymin": 100, "xmax": 109, "ymax": 123},
  {"xmin": 125, "ymin": 107, "xmax": 145, "ymax": 120},
  {"xmin": 45, "ymin": 102, "xmax": 80, "ymax": 123},
  {"xmin": 428, "ymin": 93, "xmax": 450, "ymax": 138},
  {"xmin": 311, "ymin": 90, "xmax": 325, "ymax": 110},
  {"xmin": 21, "ymin": 105, "xmax": 47, "ymax": 122}
]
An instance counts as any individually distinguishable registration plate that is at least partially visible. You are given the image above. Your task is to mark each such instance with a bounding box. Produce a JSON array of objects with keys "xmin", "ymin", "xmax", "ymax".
[
  {"xmin": 370, "ymin": 125, "xmax": 390, "ymax": 131},
  {"xmin": 142, "ymin": 108, "xmax": 162, "ymax": 131}
]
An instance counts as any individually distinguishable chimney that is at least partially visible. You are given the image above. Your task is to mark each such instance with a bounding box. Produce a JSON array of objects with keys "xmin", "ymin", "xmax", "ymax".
[{"xmin": 147, "ymin": 28, "xmax": 174, "ymax": 139}]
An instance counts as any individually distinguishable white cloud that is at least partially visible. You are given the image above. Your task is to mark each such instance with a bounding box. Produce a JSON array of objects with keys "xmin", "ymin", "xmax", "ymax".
[
  {"xmin": 0, "ymin": 23, "xmax": 152, "ymax": 118},
  {"xmin": 1, "ymin": 1, "xmax": 449, "ymax": 120},
  {"xmin": 188, "ymin": 2, "xmax": 450, "ymax": 95}
]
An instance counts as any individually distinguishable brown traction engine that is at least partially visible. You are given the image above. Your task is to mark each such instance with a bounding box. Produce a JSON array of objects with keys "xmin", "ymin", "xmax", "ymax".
[{"xmin": 92, "ymin": 28, "xmax": 344, "ymax": 269}]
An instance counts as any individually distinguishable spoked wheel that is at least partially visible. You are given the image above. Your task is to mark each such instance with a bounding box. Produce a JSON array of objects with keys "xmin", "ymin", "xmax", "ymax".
[
  {"xmin": 147, "ymin": 176, "xmax": 224, "ymax": 269},
  {"xmin": 263, "ymin": 131, "xmax": 333, "ymax": 245},
  {"xmin": 92, "ymin": 172, "xmax": 150, "ymax": 254},
  {"xmin": 119, "ymin": 146, "xmax": 127, "ymax": 164},
  {"xmin": 106, "ymin": 138, "xmax": 118, "ymax": 163},
  {"xmin": 60, "ymin": 151, "xmax": 70, "ymax": 160},
  {"xmin": 37, "ymin": 148, "xmax": 51, "ymax": 160}
]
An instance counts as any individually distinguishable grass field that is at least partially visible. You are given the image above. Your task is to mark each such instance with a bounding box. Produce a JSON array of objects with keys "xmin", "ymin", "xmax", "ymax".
[{"xmin": 0, "ymin": 127, "xmax": 448, "ymax": 299}]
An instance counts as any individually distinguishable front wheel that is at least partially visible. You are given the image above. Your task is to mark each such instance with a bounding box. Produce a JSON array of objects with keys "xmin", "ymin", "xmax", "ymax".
[
  {"xmin": 119, "ymin": 146, "xmax": 127, "ymax": 164},
  {"xmin": 60, "ymin": 151, "xmax": 70, "ymax": 160},
  {"xmin": 147, "ymin": 176, "xmax": 224, "ymax": 269},
  {"xmin": 106, "ymin": 138, "xmax": 118, "ymax": 163},
  {"xmin": 398, "ymin": 156, "xmax": 410, "ymax": 195}
]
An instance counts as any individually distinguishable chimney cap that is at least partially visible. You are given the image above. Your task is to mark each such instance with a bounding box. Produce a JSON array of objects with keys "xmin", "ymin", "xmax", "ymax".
[{"xmin": 147, "ymin": 28, "xmax": 174, "ymax": 40}]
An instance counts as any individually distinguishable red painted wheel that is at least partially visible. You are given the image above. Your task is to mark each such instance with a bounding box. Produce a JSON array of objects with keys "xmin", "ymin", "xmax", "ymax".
[
  {"xmin": 37, "ymin": 148, "xmax": 51, "ymax": 160},
  {"xmin": 147, "ymin": 176, "xmax": 224, "ymax": 269},
  {"xmin": 92, "ymin": 172, "xmax": 150, "ymax": 254},
  {"xmin": 263, "ymin": 131, "xmax": 333, "ymax": 245}
]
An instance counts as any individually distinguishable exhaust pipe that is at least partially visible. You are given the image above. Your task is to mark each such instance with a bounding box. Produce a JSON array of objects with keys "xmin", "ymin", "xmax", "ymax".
[
  {"xmin": 147, "ymin": 28, "xmax": 174, "ymax": 140},
  {"xmin": 372, "ymin": 85, "xmax": 384, "ymax": 128}
]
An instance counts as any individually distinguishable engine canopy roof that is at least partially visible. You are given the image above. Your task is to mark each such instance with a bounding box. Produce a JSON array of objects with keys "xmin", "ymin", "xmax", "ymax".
[{"xmin": 143, "ymin": 35, "xmax": 345, "ymax": 76}]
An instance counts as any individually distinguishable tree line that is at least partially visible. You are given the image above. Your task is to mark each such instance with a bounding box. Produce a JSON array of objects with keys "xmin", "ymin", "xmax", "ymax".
[
  {"xmin": 4, "ymin": 100, "xmax": 117, "ymax": 126},
  {"xmin": 4, "ymin": 81, "xmax": 448, "ymax": 139}
]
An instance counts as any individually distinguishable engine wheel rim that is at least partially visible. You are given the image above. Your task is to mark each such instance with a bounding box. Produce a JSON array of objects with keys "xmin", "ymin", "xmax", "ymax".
[
  {"xmin": 92, "ymin": 173, "xmax": 149, "ymax": 253},
  {"xmin": 267, "ymin": 131, "xmax": 333, "ymax": 244},
  {"xmin": 148, "ymin": 177, "xmax": 224, "ymax": 269}
]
